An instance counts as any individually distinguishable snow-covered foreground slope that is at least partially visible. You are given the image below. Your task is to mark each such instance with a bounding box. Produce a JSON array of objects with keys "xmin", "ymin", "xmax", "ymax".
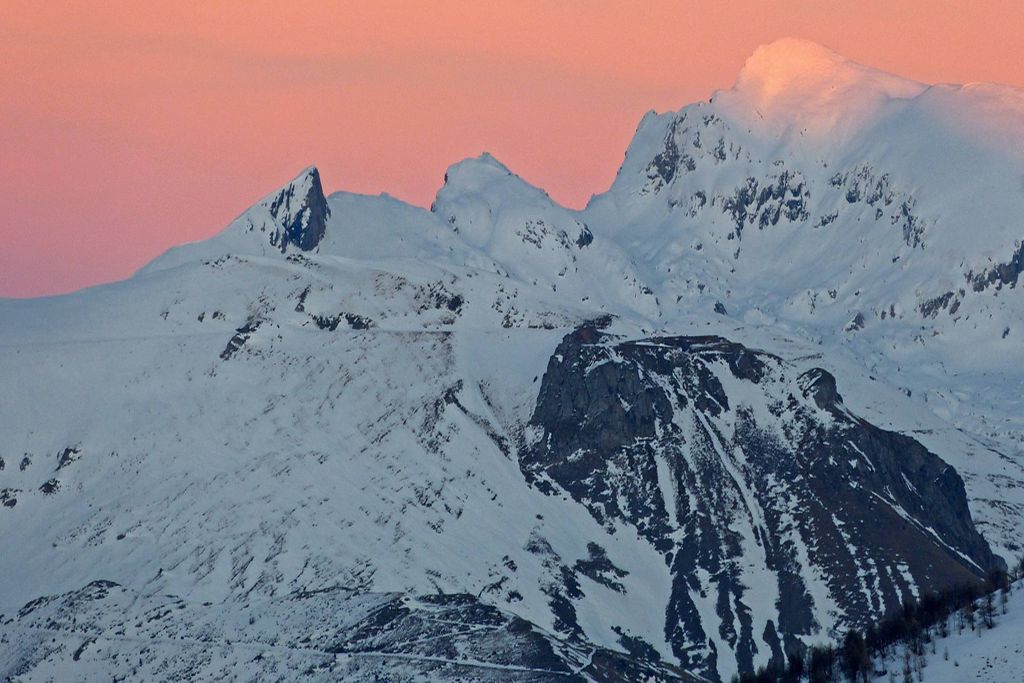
[
  {"xmin": 919, "ymin": 582, "xmax": 1024, "ymax": 681},
  {"xmin": 0, "ymin": 581, "xmax": 694, "ymax": 682},
  {"xmin": 2, "ymin": 38, "xmax": 1023, "ymax": 681}
]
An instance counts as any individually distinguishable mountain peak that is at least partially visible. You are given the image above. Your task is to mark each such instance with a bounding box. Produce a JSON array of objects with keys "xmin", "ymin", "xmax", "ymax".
[
  {"xmin": 435, "ymin": 152, "xmax": 547, "ymax": 211},
  {"xmin": 441, "ymin": 152, "xmax": 513, "ymax": 188},
  {"xmin": 737, "ymin": 38, "xmax": 849, "ymax": 87},
  {"xmin": 256, "ymin": 165, "xmax": 330, "ymax": 252},
  {"xmin": 718, "ymin": 38, "xmax": 926, "ymax": 137},
  {"xmin": 733, "ymin": 37, "xmax": 925, "ymax": 99}
]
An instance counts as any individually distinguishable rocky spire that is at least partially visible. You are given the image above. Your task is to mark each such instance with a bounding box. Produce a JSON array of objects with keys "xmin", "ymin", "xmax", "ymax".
[{"xmin": 262, "ymin": 166, "xmax": 330, "ymax": 252}]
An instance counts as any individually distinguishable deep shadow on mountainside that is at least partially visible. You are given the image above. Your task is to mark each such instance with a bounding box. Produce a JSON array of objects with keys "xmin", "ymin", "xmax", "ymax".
[{"xmin": 522, "ymin": 319, "xmax": 1001, "ymax": 679}]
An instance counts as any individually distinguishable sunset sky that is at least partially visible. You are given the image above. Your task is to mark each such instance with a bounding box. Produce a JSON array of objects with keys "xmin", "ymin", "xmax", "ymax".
[{"xmin": 3, "ymin": 0, "xmax": 1023, "ymax": 298}]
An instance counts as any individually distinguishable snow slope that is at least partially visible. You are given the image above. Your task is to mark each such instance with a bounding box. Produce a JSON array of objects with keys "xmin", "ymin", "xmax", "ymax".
[
  {"xmin": 2, "ymin": 38, "xmax": 1023, "ymax": 681},
  {"xmin": 919, "ymin": 582, "xmax": 1024, "ymax": 681}
]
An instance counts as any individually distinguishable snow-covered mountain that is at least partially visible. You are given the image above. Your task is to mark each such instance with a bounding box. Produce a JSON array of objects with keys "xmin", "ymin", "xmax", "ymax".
[{"xmin": 2, "ymin": 38, "xmax": 1023, "ymax": 681}]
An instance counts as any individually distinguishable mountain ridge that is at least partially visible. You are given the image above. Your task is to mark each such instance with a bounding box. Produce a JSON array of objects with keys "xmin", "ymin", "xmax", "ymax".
[{"xmin": 2, "ymin": 38, "xmax": 1023, "ymax": 682}]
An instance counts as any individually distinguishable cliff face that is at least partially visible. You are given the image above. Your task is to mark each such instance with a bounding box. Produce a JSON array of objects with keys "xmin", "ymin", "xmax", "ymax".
[{"xmin": 523, "ymin": 322, "xmax": 999, "ymax": 678}]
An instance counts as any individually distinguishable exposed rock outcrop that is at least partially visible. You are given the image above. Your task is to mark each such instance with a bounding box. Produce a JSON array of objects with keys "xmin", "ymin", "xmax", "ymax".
[{"xmin": 522, "ymin": 322, "xmax": 1000, "ymax": 679}]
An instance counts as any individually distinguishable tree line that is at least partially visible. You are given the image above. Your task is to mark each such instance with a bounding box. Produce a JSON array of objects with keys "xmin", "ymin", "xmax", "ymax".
[{"xmin": 730, "ymin": 554, "xmax": 1024, "ymax": 683}]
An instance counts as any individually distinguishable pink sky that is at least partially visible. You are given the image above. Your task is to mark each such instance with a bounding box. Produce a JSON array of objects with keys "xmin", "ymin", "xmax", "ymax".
[{"xmin": 3, "ymin": 0, "xmax": 1023, "ymax": 297}]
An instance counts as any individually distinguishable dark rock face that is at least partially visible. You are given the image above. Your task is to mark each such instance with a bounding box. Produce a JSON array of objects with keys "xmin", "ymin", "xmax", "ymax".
[
  {"xmin": 0, "ymin": 488, "xmax": 18, "ymax": 507},
  {"xmin": 919, "ymin": 291, "xmax": 958, "ymax": 318},
  {"xmin": 56, "ymin": 446, "xmax": 81, "ymax": 470},
  {"xmin": 721, "ymin": 172, "xmax": 810, "ymax": 239},
  {"xmin": 312, "ymin": 312, "xmax": 374, "ymax": 331},
  {"xmin": 220, "ymin": 317, "xmax": 261, "ymax": 360},
  {"xmin": 266, "ymin": 167, "xmax": 330, "ymax": 253},
  {"xmin": 521, "ymin": 323, "xmax": 1000, "ymax": 680},
  {"xmin": 651, "ymin": 122, "xmax": 681, "ymax": 183},
  {"xmin": 636, "ymin": 114, "xmax": 928, "ymax": 255},
  {"xmin": 969, "ymin": 242, "xmax": 1024, "ymax": 291},
  {"xmin": 576, "ymin": 225, "xmax": 594, "ymax": 248},
  {"xmin": 797, "ymin": 368, "xmax": 842, "ymax": 410}
]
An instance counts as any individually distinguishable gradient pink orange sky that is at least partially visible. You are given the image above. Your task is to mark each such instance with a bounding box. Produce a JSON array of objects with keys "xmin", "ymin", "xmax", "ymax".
[{"xmin": 3, "ymin": 1, "xmax": 1023, "ymax": 297}]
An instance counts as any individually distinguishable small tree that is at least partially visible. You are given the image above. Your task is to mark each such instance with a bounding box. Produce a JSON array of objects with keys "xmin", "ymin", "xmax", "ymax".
[
  {"xmin": 841, "ymin": 629, "xmax": 869, "ymax": 682},
  {"xmin": 784, "ymin": 650, "xmax": 805, "ymax": 683},
  {"xmin": 901, "ymin": 649, "xmax": 913, "ymax": 683},
  {"xmin": 809, "ymin": 644, "xmax": 835, "ymax": 683},
  {"xmin": 980, "ymin": 592, "xmax": 996, "ymax": 629}
]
